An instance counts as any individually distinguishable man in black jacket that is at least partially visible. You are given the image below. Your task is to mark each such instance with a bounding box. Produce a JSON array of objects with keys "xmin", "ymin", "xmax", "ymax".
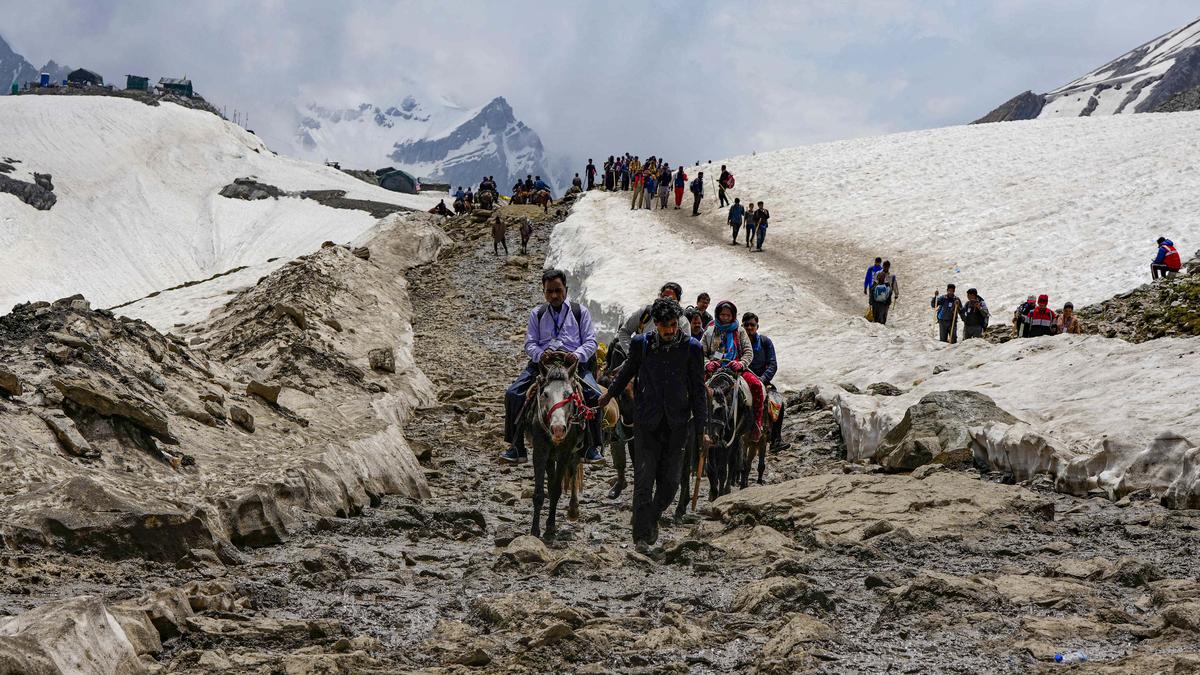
[{"xmin": 599, "ymin": 298, "xmax": 707, "ymax": 548}]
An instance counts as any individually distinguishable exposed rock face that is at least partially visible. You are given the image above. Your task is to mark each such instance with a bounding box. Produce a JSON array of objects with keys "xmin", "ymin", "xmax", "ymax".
[
  {"xmin": 0, "ymin": 596, "xmax": 141, "ymax": 674},
  {"xmin": 1154, "ymin": 83, "xmax": 1200, "ymax": 112},
  {"xmin": 218, "ymin": 177, "xmax": 282, "ymax": 200},
  {"xmin": 0, "ymin": 33, "xmax": 70, "ymax": 90},
  {"xmin": 368, "ymin": 347, "xmax": 395, "ymax": 373},
  {"xmin": 0, "ymin": 172, "xmax": 56, "ymax": 210},
  {"xmin": 873, "ymin": 390, "xmax": 1019, "ymax": 472},
  {"xmin": 971, "ymin": 90, "xmax": 1046, "ymax": 124},
  {"xmin": 0, "ymin": 213, "xmax": 445, "ymax": 562},
  {"xmin": 1078, "ymin": 253, "xmax": 1200, "ymax": 341}
]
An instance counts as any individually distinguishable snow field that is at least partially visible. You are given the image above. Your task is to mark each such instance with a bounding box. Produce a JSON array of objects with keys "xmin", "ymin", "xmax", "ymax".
[
  {"xmin": 548, "ymin": 113, "xmax": 1200, "ymax": 503},
  {"xmin": 0, "ymin": 96, "xmax": 440, "ymax": 311}
]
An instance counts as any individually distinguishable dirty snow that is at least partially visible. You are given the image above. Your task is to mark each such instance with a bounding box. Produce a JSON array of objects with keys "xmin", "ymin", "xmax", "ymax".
[
  {"xmin": 0, "ymin": 96, "xmax": 440, "ymax": 311},
  {"xmin": 548, "ymin": 112, "xmax": 1200, "ymax": 503}
]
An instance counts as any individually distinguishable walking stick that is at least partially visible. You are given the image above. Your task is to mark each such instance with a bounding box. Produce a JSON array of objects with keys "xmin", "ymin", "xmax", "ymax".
[
  {"xmin": 950, "ymin": 302, "xmax": 960, "ymax": 344},
  {"xmin": 691, "ymin": 448, "xmax": 706, "ymax": 511}
]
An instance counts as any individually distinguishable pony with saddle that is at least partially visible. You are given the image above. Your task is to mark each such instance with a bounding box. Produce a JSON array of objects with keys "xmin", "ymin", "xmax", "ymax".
[
  {"xmin": 521, "ymin": 351, "xmax": 595, "ymax": 539},
  {"xmin": 701, "ymin": 364, "xmax": 767, "ymax": 500},
  {"xmin": 531, "ymin": 189, "xmax": 552, "ymax": 213}
]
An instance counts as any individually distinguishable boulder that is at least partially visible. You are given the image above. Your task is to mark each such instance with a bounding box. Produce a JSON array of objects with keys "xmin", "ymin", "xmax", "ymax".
[
  {"xmin": 730, "ymin": 577, "xmax": 833, "ymax": 616},
  {"xmin": 229, "ymin": 404, "xmax": 255, "ymax": 432},
  {"xmin": 247, "ymin": 380, "xmax": 282, "ymax": 404},
  {"xmin": 352, "ymin": 246, "xmax": 371, "ymax": 260},
  {"xmin": 761, "ymin": 613, "xmax": 834, "ymax": 662},
  {"xmin": 46, "ymin": 342, "xmax": 72, "ymax": 364},
  {"xmin": 873, "ymin": 390, "xmax": 1018, "ymax": 472},
  {"xmin": 40, "ymin": 412, "xmax": 99, "ymax": 458},
  {"xmin": 48, "ymin": 331, "xmax": 93, "ymax": 350},
  {"xmin": 53, "ymin": 377, "xmax": 177, "ymax": 444},
  {"xmin": 500, "ymin": 535, "xmax": 552, "ymax": 566},
  {"xmin": 867, "ymin": 382, "xmax": 903, "ymax": 396},
  {"xmin": 368, "ymin": 347, "xmax": 396, "ymax": 373},
  {"xmin": 0, "ymin": 367, "xmax": 23, "ymax": 396},
  {"xmin": 0, "ymin": 596, "xmax": 141, "ymax": 674},
  {"xmin": 273, "ymin": 303, "xmax": 307, "ymax": 329}
]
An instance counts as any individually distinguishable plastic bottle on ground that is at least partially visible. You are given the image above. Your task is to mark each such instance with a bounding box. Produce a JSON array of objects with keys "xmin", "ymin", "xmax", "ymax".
[{"xmin": 1055, "ymin": 651, "xmax": 1088, "ymax": 664}]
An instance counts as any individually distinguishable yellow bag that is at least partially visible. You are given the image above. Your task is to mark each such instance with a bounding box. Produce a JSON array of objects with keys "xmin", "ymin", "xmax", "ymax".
[{"xmin": 864, "ymin": 306, "xmax": 874, "ymax": 322}]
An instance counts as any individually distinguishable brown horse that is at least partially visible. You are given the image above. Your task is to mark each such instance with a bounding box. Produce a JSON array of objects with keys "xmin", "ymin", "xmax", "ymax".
[
  {"xmin": 531, "ymin": 189, "xmax": 552, "ymax": 213},
  {"xmin": 519, "ymin": 218, "xmax": 533, "ymax": 254},
  {"xmin": 478, "ymin": 190, "xmax": 496, "ymax": 210},
  {"xmin": 491, "ymin": 216, "xmax": 508, "ymax": 255}
]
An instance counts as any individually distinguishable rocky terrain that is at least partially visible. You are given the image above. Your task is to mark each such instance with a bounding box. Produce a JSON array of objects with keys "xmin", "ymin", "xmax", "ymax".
[
  {"xmin": 1078, "ymin": 249, "xmax": 1200, "ymax": 341},
  {"xmin": 2, "ymin": 198, "xmax": 1199, "ymax": 673}
]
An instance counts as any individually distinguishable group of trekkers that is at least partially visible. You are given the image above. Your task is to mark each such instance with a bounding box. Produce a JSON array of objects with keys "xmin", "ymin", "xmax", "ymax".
[
  {"xmin": 862, "ymin": 236, "xmax": 1184, "ymax": 342},
  {"xmin": 502, "ymin": 272, "xmax": 784, "ymax": 548},
  {"xmin": 450, "ymin": 175, "xmax": 553, "ymax": 213},
  {"xmin": 584, "ymin": 157, "xmax": 742, "ymax": 219},
  {"xmin": 584, "ymin": 157, "xmax": 770, "ymax": 251}
]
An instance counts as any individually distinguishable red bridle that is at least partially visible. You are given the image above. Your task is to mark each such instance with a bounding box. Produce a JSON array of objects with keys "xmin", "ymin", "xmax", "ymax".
[{"xmin": 544, "ymin": 390, "xmax": 596, "ymax": 427}]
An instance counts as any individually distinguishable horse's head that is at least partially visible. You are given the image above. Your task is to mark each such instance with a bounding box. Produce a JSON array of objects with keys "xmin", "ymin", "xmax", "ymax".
[
  {"xmin": 601, "ymin": 340, "xmax": 626, "ymax": 385},
  {"xmin": 537, "ymin": 354, "xmax": 579, "ymax": 444}
]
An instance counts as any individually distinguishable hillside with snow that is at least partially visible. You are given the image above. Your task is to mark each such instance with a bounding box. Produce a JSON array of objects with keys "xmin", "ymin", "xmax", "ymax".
[
  {"xmin": 292, "ymin": 95, "xmax": 561, "ymax": 193},
  {"xmin": 976, "ymin": 17, "xmax": 1200, "ymax": 122},
  {"xmin": 549, "ymin": 112, "xmax": 1200, "ymax": 504},
  {"xmin": 0, "ymin": 96, "xmax": 439, "ymax": 312}
]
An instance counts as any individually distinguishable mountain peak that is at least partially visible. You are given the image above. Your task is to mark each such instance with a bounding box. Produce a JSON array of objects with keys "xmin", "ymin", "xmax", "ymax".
[
  {"xmin": 975, "ymin": 17, "xmax": 1200, "ymax": 122},
  {"xmin": 0, "ymin": 32, "xmax": 70, "ymax": 87}
]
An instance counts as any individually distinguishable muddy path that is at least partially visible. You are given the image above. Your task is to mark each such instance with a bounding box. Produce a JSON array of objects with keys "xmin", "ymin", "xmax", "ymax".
[{"xmin": 3, "ymin": 202, "xmax": 1199, "ymax": 673}]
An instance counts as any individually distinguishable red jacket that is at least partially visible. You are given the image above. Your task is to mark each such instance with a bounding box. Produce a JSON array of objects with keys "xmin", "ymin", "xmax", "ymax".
[{"xmin": 1026, "ymin": 306, "xmax": 1058, "ymax": 337}]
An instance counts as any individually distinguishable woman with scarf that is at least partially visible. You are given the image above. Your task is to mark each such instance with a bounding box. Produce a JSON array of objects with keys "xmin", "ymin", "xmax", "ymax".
[{"xmin": 700, "ymin": 301, "xmax": 766, "ymax": 441}]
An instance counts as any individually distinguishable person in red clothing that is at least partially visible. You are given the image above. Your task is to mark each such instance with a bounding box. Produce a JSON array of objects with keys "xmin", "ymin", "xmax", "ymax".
[
  {"xmin": 1152, "ymin": 237, "xmax": 1182, "ymax": 279},
  {"xmin": 673, "ymin": 166, "xmax": 688, "ymax": 209},
  {"xmin": 1024, "ymin": 294, "xmax": 1058, "ymax": 338},
  {"xmin": 700, "ymin": 301, "xmax": 766, "ymax": 441}
]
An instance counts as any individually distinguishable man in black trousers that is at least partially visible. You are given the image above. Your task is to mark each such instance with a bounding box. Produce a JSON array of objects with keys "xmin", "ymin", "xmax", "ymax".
[{"xmin": 599, "ymin": 297, "xmax": 708, "ymax": 550}]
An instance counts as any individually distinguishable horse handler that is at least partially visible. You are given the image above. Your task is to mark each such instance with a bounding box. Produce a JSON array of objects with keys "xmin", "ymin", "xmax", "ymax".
[{"xmin": 598, "ymin": 298, "xmax": 708, "ymax": 549}]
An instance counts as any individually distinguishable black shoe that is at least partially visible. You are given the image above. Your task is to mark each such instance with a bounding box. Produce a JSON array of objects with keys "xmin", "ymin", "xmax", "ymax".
[
  {"xmin": 500, "ymin": 446, "xmax": 527, "ymax": 464},
  {"xmin": 771, "ymin": 441, "xmax": 791, "ymax": 453}
]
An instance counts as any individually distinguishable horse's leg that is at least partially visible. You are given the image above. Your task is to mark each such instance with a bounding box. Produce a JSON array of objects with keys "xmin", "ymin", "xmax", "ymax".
[
  {"xmin": 607, "ymin": 428, "xmax": 627, "ymax": 499},
  {"xmin": 502, "ymin": 236, "xmax": 508, "ymax": 256},
  {"xmin": 568, "ymin": 461, "xmax": 582, "ymax": 521},
  {"xmin": 757, "ymin": 434, "xmax": 767, "ymax": 485},
  {"xmin": 675, "ymin": 430, "xmax": 692, "ymax": 520},
  {"xmin": 546, "ymin": 455, "xmax": 564, "ymax": 540},
  {"xmin": 731, "ymin": 436, "xmax": 744, "ymax": 492},
  {"xmin": 692, "ymin": 447, "xmax": 705, "ymax": 510},
  {"xmin": 707, "ymin": 446, "xmax": 720, "ymax": 502},
  {"xmin": 531, "ymin": 446, "xmax": 545, "ymax": 537}
]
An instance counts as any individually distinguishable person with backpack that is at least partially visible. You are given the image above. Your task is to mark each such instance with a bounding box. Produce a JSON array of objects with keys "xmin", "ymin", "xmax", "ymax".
[
  {"xmin": 690, "ymin": 171, "xmax": 705, "ymax": 216},
  {"xmin": 752, "ymin": 201, "xmax": 769, "ymax": 251},
  {"xmin": 1025, "ymin": 294, "xmax": 1058, "ymax": 337},
  {"xmin": 742, "ymin": 312, "xmax": 788, "ymax": 452},
  {"xmin": 718, "ymin": 165, "xmax": 733, "ymax": 208},
  {"xmin": 603, "ymin": 156, "xmax": 615, "ymax": 191},
  {"xmin": 1152, "ymin": 237, "xmax": 1182, "ymax": 280},
  {"xmin": 585, "ymin": 159, "xmax": 597, "ymax": 191},
  {"xmin": 617, "ymin": 282, "xmax": 685, "ymax": 351},
  {"xmin": 503, "ymin": 269, "xmax": 602, "ymax": 464},
  {"xmin": 727, "ymin": 198, "xmax": 746, "ymax": 244},
  {"xmin": 863, "ymin": 258, "xmax": 882, "ymax": 296},
  {"xmin": 695, "ymin": 292, "xmax": 714, "ymax": 328},
  {"xmin": 643, "ymin": 171, "xmax": 657, "ymax": 210},
  {"xmin": 869, "ymin": 261, "xmax": 899, "ymax": 325},
  {"xmin": 1013, "ymin": 295, "xmax": 1036, "ymax": 337},
  {"xmin": 930, "ymin": 284, "xmax": 964, "ymax": 343},
  {"xmin": 673, "ymin": 166, "xmax": 688, "ymax": 209},
  {"xmin": 960, "ymin": 288, "xmax": 990, "ymax": 339}
]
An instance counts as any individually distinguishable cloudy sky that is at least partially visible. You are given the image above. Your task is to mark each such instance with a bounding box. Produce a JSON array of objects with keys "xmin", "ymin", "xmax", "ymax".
[{"xmin": 2, "ymin": 0, "xmax": 1197, "ymax": 168}]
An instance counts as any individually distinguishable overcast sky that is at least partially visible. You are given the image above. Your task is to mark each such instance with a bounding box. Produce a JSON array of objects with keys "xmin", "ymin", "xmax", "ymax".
[{"xmin": 2, "ymin": 1, "xmax": 1197, "ymax": 168}]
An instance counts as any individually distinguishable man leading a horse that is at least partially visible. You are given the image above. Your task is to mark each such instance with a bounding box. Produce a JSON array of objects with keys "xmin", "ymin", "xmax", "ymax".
[
  {"xmin": 598, "ymin": 297, "xmax": 708, "ymax": 550},
  {"xmin": 502, "ymin": 269, "xmax": 603, "ymax": 464}
]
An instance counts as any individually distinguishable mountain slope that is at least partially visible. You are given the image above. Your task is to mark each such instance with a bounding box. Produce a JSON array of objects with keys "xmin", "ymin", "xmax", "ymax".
[
  {"xmin": 293, "ymin": 95, "xmax": 561, "ymax": 193},
  {"xmin": 0, "ymin": 96, "xmax": 439, "ymax": 310},
  {"xmin": 0, "ymin": 33, "xmax": 69, "ymax": 88},
  {"xmin": 975, "ymin": 17, "xmax": 1200, "ymax": 122},
  {"xmin": 549, "ymin": 112, "xmax": 1200, "ymax": 507}
]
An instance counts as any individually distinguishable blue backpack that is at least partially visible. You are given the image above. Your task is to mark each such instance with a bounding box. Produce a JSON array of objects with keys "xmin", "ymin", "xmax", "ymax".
[{"xmin": 872, "ymin": 281, "xmax": 892, "ymax": 304}]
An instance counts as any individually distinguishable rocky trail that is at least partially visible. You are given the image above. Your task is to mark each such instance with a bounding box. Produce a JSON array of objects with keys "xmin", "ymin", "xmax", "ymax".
[{"xmin": 2, "ymin": 201, "xmax": 1199, "ymax": 673}]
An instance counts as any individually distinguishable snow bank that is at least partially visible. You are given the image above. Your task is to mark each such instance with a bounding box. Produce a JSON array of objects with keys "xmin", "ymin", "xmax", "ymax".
[
  {"xmin": 0, "ymin": 96, "xmax": 440, "ymax": 311},
  {"xmin": 548, "ymin": 113, "xmax": 1200, "ymax": 504}
]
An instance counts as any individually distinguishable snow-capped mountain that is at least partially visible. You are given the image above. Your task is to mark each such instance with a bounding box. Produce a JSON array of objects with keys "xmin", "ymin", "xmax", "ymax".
[
  {"xmin": 975, "ymin": 17, "xmax": 1200, "ymax": 122},
  {"xmin": 0, "ymin": 33, "xmax": 69, "ymax": 89},
  {"xmin": 293, "ymin": 95, "xmax": 562, "ymax": 194},
  {"xmin": 0, "ymin": 95, "xmax": 438, "ymax": 312}
]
